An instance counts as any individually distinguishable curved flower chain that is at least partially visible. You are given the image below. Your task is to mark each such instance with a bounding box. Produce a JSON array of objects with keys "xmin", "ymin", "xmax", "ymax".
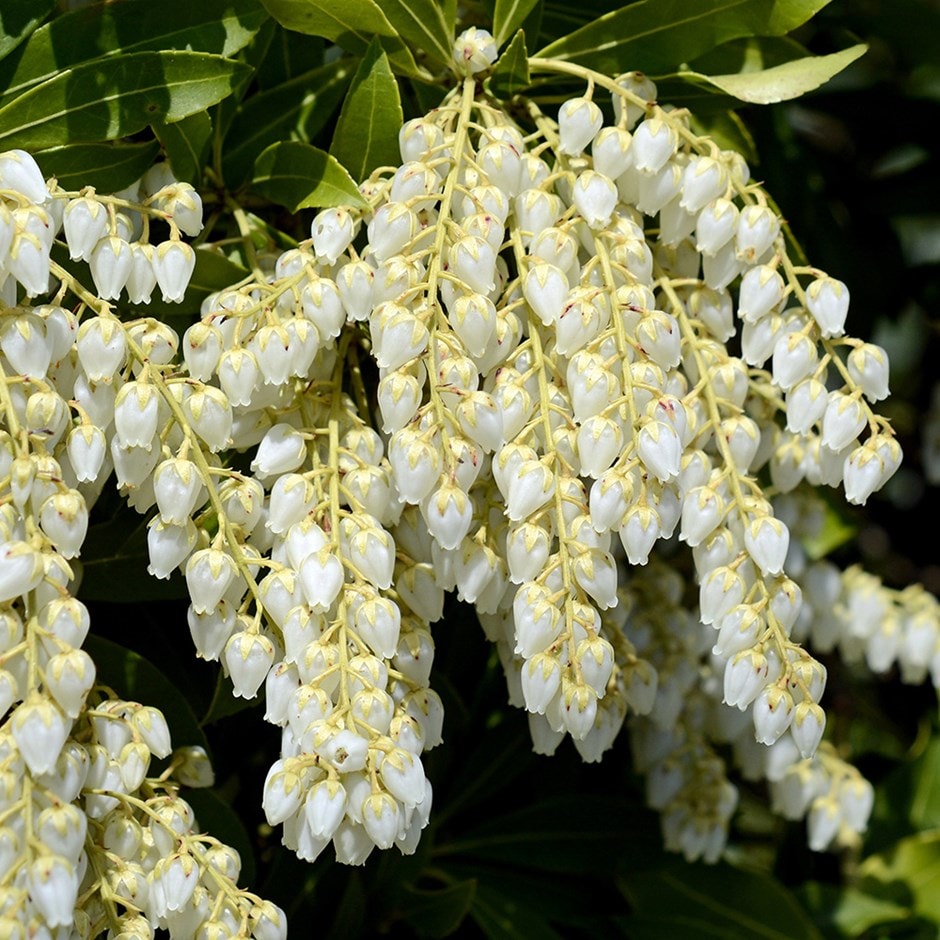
[{"xmin": 0, "ymin": 25, "xmax": 930, "ymax": 933}]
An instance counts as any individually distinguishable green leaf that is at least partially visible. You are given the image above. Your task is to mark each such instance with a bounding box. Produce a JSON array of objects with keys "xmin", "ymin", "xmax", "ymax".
[
  {"xmin": 330, "ymin": 39, "xmax": 402, "ymax": 182},
  {"xmin": 487, "ymin": 30, "xmax": 531, "ymax": 100},
  {"xmin": 223, "ymin": 58, "xmax": 352, "ymax": 186},
  {"xmin": 0, "ymin": 0, "xmax": 54, "ymax": 65},
  {"xmin": 0, "ymin": 51, "xmax": 250, "ymax": 151},
  {"xmin": 252, "ymin": 140, "xmax": 367, "ymax": 211},
  {"xmin": 375, "ymin": 0, "xmax": 454, "ymax": 68},
  {"xmin": 679, "ymin": 43, "xmax": 867, "ymax": 104},
  {"xmin": 259, "ymin": 0, "xmax": 426, "ymax": 78},
  {"xmin": 0, "ymin": 0, "xmax": 266, "ymax": 103},
  {"xmin": 33, "ymin": 140, "xmax": 160, "ymax": 191},
  {"xmin": 185, "ymin": 788, "xmax": 257, "ymax": 886},
  {"xmin": 436, "ymin": 795, "xmax": 661, "ymax": 873},
  {"xmin": 153, "ymin": 111, "xmax": 214, "ymax": 185},
  {"xmin": 533, "ymin": 0, "xmax": 833, "ymax": 75},
  {"xmin": 470, "ymin": 882, "xmax": 565, "ymax": 940},
  {"xmin": 859, "ymin": 830, "xmax": 940, "ymax": 923},
  {"xmin": 201, "ymin": 672, "xmax": 262, "ymax": 726},
  {"xmin": 621, "ymin": 864, "xmax": 823, "ymax": 940},
  {"xmin": 798, "ymin": 882, "xmax": 910, "ymax": 938},
  {"xmin": 85, "ymin": 634, "xmax": 208, "ymax": 752},
  {"xmin": 79, "ymin": 514, "xmax": 189, "ymax": 603},
  {"xmin": 493, "ymin": 0, "xmax": 541, "ymax": 48},
  {"xmin": 400, "ymin": 880, "xmax": 477, "ymax": 938}
]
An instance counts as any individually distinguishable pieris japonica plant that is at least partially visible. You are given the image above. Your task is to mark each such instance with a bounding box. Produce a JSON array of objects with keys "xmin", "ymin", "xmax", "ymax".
[{"xmin": 0, "ymin": 0, "xmax": 937, "ymax": 936}]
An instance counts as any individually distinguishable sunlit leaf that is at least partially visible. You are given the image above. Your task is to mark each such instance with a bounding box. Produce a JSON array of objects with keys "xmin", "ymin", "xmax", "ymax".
[
  {"xmin": 677, "ymin": 43, "xmax": 867, "ymax": 104},
  {"xmin": 0, "ymin": 51, "xmax": 249, "ymax": 151},
  {"xmin": 330, "ymin": 38, "xmax": 402, "ymax": 182},
  {"xmin": 0, "ymin": 0, "xmax": 265, "ymax": 103},
  {"xmin": 534, "ymin": 0, "xmax": 832, "ymax": 75},
  {"xmin": 377, "ymin": 0, "xmax": 454, "ymax": 67},
  {"xmin": 487, "ymin": 30, "xmax": 531, "ymax": 100},
  {"xmin": 259, "ymin": 0, "xmax": 425, "ymax": 78},
  {"xmin": 798, "ymin": 882, "xmax": 910, "ymax": 938},
  {"xmin": 252, "ymin": 140, "xmax": 367, "ymax": 211},
  {"xmin": 859, "ymin": 831, "xmax": 940, "ymax": 923},
  {"xmin": 0, "ymin": 0, "xmax": 55, "ymax": 65},
  {"xmin": 493, "ymin": 0, "xmax": 541, "ymax": 48},
  {"xmin": 223, "ymin": 58, "xmax": 352, "ymax": 186}
]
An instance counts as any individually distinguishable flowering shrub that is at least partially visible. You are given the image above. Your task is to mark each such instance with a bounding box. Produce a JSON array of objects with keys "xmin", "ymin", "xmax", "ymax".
[{"xmin": 0, "ymin": 1, "xmax": 938, "ymax": 936}]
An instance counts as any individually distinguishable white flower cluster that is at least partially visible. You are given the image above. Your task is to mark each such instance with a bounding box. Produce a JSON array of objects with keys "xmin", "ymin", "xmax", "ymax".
[
  {"xmin": 1, "ymin": 26, "xmax": 934, "ymax": 917},
  {"xmin": 0, "ymin": 154, "xmax": 281, "ymax": 937}
]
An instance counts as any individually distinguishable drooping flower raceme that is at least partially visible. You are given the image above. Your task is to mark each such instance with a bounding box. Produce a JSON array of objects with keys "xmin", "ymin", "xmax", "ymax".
[{"xmin": 0, "ymin": 26, "xmax": 930, "ymax": 935}]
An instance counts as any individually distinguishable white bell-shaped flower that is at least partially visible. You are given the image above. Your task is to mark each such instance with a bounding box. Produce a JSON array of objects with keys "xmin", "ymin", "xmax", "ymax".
[
  {"xmin": 305, "ymin": 779, "xmax": 348, "ymax": 841},
  {"xmin": 185, "ymin": 548, "xmax": 237, "ymax": 614},
  {"xmin": 847, "ymin": 343, "xmax": 890, "ymax": 402},
  {"xmin": 735, "ymin": 204, "xmax": 780, "ymax": 263},
  {"xmin": 745, "ymin": 516, "xmax": 790, "ymax": 577},
  {"xmin": 821, "ymin": 392, "xmax": 866, "ymax": 452},
  {"xmin": 843, "ymin": 434, "xmax": 902, "ymax": 505},
  {"xmin": 453, "ymin": 26, "xmax": 497, "ymax": 73},
  {"xmin": 0, "ymin": 149, "xmax": 50, "ymax": 203},
  {"xmin": 619, "ymin": 504, "xmax": 660, "ymax": 566},
  {"xmin": 11, "ymin": 693, "xmax": 70, "ymax": 775},
  {"xmin": 723, "ymin": 649, "xmax": 770, "ymax": 710},
  {"xmin": 298, "ymin": 547, "xmax": 344, "ymax": 612},
  {"xmin": 27, "ymin": 854, "xmax": 79, "ymax": 929},
  {"xmin": 805, "ymin": 276, "xmax": 850, "ymax": 338},
  {"xmin": 753, "ymin": 686, "xmax": 795, "ymax": 745},
  {"xmin": 113, "ymin": 380, "xmax": 160, "ymax": 448},
  {"xmin": 38, "ymin": 490, "xmax": 88, "ymax": 559},
  {"xmin": 63, "ymin": 196, "xmax": 108, "ymax": 261},
  {"xmin": 90, "ymin": 235, "xmax": 133, "ymax": 300},
  {"xmin": 44, "ymin": 648, "xmax": 95, "ymax": 718},
  {"xmin": 0, "ymin": 540, "xmax": 44, "ymax": 603},
  {"xmin": 225, "ymin": 630, "xmax": 275, "ymax": 699},
  {"xmin": 153, "ymin": 240, "xmax": 196, "ymax": 303},
  {"xmin": 1, "ymin": 312, "xmax": 53, "ymax": 379},
  {"xmin": 76, "ymin": 316, "xmax": 127, "ymax": 381},
  {"xmin": 632, "ymin": 116, "xmax": 677, "ymax": 174},
  {"xmin": 148, "ymin": 518, "xmax": 198, "ymax": 580},
  {"xmin": 558, "ymin": 97, "xmax": 603, "ymax": 156},
  {"xmin": 182, "ymin": 385, "xmax": 233, "ymax": 452},
  {"xmin": 572, "ymin": 170, "xmax": 617, "ymax": 229}
]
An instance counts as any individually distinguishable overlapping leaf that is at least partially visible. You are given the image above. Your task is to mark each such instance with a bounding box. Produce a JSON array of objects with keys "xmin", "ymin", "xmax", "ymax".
[
  {"xmin": 330, "ymin": 38, "xmax": 403, "ymax": 182},
  {"xmin": 534, "ymin": 0, "xmax": 832, "ymax": 75},
  {"xmin": 0, "ymin": 0, "xmax": 265, "ymax": 103},
  {"xmin": 0, "ymin": 51, "xmax": 249, "ymax": 151},
  {"xmin": 252, "ymin": 140, "xmax": 367, "ymax": 210}
]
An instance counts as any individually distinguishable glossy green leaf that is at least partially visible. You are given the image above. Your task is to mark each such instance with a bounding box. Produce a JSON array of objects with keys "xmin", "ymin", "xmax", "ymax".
[
  {"xmin": 377, "ymin": 0, "xmax": 454, "ymax": 67},
  {"xmin": 621, "ymin": 864, "xmax": 823, "ymax": 940},
  {"xmin": 153, "ymin": 111, "xmax": 214, "ymax": 184},
  {"xmin": 252, "ymin": 140, "xmax": 367, "ymax": 211},
  {"xmin": 259, "ymin": 0, "xmax": 425, "ymax": 78},
  {"xmin": 202, "ymin": 673, "xmax": 262, "ymax": 726},
  {"xmin": 224, "ymin": 59, "xmax": 352, "ymax": 186},
  {"xmin": 0, "ymin": 0, "xmax": 266, "ymax": 103},
  {"xmin": 487, "ymin": 30, "xmax": 531, "ymax": 100},
  {"xmin": 493, "ymin": 0, "xmax": 541, "ymax": 48},
  {"xmin": 679, "ymin": 43, "xmax": 867, "ymax": 104},
  {"xmin": 533, "ymin": 0, "xmax": 832, "ymax": 75},
  {"xmin": 859, "ymin": 830, "xmax": 940, "ymax": 922},
  {"xmin": 330, "ymin": 39, "xmax": 402, "ymax": 182},
  {"xmin": 470, "ymin": 882, "xmax": 565, "ymax": 940},
  {"xmin": 798, "ymin": 882, "xmax": 910, "ymax": 938},
  {"xmin": 400, "ymin": 880, "xmax": 477, "ymax": 938},
  {"xmin": 436, "ymin": 795, "xmax": 660, "ymax": 873},
  {"xmin": 33, "ymin": 140, "xmax": 159, "ymax": 191},
  {"xmin": 79, "ymin": 514, "xmax": 190, "ymax": 603},
  {"xmin": 84, "ymin": 634, "xmax": 208, "ymax": 752},
  {"xmin": 0, "ymin": 0, "xmax": 55, "ymax": 65},
  {"xmin": 255, "ymin": 25, "xmax": 325, "ymax": 89},
  {"xmin": 0, "ymin": 51, "xmax": 250, "ymax": 151}
]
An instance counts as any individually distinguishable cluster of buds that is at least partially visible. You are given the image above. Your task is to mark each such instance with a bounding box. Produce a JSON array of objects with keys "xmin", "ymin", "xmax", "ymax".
[{"xmin": 0, "ymin": 155, "xmax": 283, "ymax": 936}]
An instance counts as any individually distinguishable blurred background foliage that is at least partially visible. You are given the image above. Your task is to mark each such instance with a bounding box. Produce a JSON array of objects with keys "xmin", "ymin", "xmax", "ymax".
[{"xmin": 6, "ymin": 0, "xmax": 938, "ymax": 935}]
